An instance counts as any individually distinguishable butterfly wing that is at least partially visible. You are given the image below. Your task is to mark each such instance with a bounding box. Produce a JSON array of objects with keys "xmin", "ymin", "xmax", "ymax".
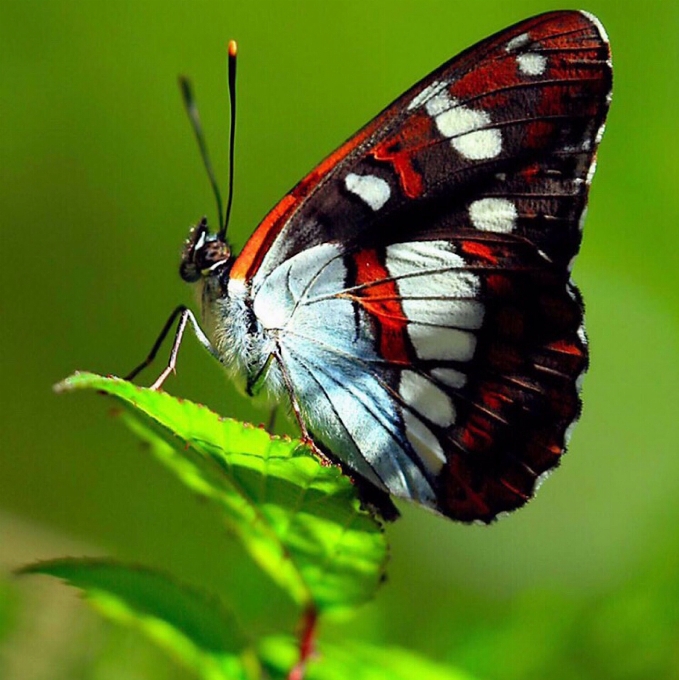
[{"xmin": 231, "ymin": 10, "xmax": 612, "ymax": 521}]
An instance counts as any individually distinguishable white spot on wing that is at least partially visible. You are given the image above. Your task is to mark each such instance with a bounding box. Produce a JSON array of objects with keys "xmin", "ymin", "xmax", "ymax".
[
  {"xmin": 563, "ymin": 420, "xmax": 578, "ymax": 448},
  {"xmin": 344, "ymin": 173, "xmax": 391, "ymax": 211},
  {"xmin": 409, "ymin": 325, "xmax": 477, "ymax": 362},
  {"xmin": 575, "ymin": 371, "xmax": 586, "ymax": 393},
  {"xmin": 506, "ymin": 32, "xmax": 530, "ymax": 52},
  {"xmin": 595, "ymin": 118, "xmax": 608, "ymax": 145},
  {"xmin": 533, "ymin": 467, "xmax": 555, "ymax": 494},
  {"xmin": 407, "ymin": 80, "xmax": 448, "ymax": 111},
  {"xmin": 586, "ymin": 157, "xmax": 598, "ymax": 186},
  {"xmin": 434, "ymin": 105, "xmax": 489, "ymax": 138},
  {"xmin": 517, "ymin": 52, "xmax": 547, "ymax": 76},
  {"xmin": 424, "ymin": 91, "xmax": 454, "ymax": 117},
  {"xmin": 431, "ymin": 367, "xmax": 467, "ymax": 389},
  {"xmin": 387, "ymin": 240, "xmax": 465, "ymax": 269},
  {"xmin": 578, "ymin": 204, "xmax": 589, "ymax": 233},
  {"xmin": 424, "ymin": 89, "xmax": 502, "ymax": 160},
  {"xmin": 577, "ymin": 324, "xmax": 588, "ymax": 347},
  {"xmin": 469, "ymin": 197, "xmax": 518, "ymax": 233},
  {"xmin": 453, "ymin": 128, "xmax": 502, "ymax": 159},
  {"xmin": 385, "ymin": 241, "xmax": 482, "ymax": 362},
  {"xmin": 400, "ymin": 370, "xmax": 456, "ymax": 427},
  {"xmin": 402, "ymin": 410, "xmax": 446, "ymax": 474},
  {"xmin": 401, "ymin": 298, "xmax": 484, "ymax": 330},
  {"xmin": 386, "ymin": 241, "xmax": 480, "ymax": 299}
]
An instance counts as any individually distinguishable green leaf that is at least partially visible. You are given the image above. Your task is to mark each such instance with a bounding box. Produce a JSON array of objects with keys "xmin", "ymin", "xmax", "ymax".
[
  {"xmin": 19, "ymin": 558, "xmax": 255, "ymax": 680},
  {"xmin": 258, "ymin": 636, "xmax": 479, "ymax": 680},
  {"xmin": 56, "ymin": 372, "xmax": 388, "ymax": 613}
]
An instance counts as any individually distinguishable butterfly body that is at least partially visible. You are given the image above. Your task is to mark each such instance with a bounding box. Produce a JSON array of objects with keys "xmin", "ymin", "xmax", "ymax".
[{"xmin": 176, "ymin": 11, "xmax": 611, "ymax": 522}]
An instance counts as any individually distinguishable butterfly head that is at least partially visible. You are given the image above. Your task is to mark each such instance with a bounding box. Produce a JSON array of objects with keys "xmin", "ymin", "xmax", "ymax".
[{"xmin": 179, "ymin": 217, "xmax": 233, "ymax": 284}]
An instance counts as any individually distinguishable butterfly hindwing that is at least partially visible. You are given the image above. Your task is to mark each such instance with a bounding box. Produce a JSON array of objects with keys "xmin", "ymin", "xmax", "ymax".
[{"xmin": 229, "ymin": 10, "xmax": 611, "ymax": 521}]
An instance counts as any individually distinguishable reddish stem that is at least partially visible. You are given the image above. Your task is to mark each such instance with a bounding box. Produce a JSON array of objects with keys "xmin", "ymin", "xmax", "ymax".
[{"xmin": 287, "ymin": 605, "xmax": 318, "ymax": 680}]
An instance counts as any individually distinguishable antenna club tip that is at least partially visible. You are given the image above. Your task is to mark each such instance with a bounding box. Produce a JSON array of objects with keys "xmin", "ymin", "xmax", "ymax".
[{"xmin": 228, "ymin": 40, "xmax": 238, "ymax": 58}]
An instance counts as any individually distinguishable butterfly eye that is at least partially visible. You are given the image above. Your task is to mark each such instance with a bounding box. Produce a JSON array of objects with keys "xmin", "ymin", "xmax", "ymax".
[
  {"xmin": 180, "ymin": 218, "xmax": 232, "ymax": 283},
  {"xmin": 198, "ymin": 239, "xmax": 232, "ymax": 276}
]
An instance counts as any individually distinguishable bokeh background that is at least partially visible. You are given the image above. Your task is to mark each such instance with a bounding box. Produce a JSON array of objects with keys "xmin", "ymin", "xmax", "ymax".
[{"xmin": 2, "ymin": 1, "xmax": 678, "ymax": 678}]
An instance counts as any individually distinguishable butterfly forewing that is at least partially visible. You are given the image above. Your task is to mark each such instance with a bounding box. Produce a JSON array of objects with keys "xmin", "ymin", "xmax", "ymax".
[
  {"xmin": 229, "ymin": 11, "xmax": 611, "ymax": 521},
  {"xmin": 234, "ymin": 11, "xmax": 610, "ymax": 280}
]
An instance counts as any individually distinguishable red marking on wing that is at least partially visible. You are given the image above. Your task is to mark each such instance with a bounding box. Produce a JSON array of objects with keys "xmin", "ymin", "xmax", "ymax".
[
  {"xmin": 231, "ymin": 194, "xmax": 296, "ymax": 281},
  {"xmin": 460, "ymin": 240, "xmax": 500, "ymax": 264},
  {"xmin": 371, "ymin": 112, "xmax": 433, "ymax": 199},
  {"xmin": 350, "ymin": 249, "xmax": 410, "ymax": 364},
  {"xmin": 545, "ymin": 339, "xmax": 585, "ymax": 356},
  {"xmin": 486, "ymin": 273, "xmax": 512, "ymax": 295},
  {"xmin": 480, "ymin": 386, "xmax": 511, "ymax": 412},
  {"xmin": 457, "ymin": 407, "xmax": 494, "ymax": 454},
  {"xmin": 448, "ymin": 56, "xmax": 515, "ymax": 107}
]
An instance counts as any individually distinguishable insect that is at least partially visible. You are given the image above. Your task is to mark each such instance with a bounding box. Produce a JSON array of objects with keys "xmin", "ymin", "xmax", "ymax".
[{"xmin": 128, "ymin": 11, "xmax": 612, "ymax": 522}]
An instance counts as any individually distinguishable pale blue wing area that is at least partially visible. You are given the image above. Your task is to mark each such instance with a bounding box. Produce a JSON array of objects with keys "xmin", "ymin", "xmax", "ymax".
[
  {"xmin": 280, "ymin": 327, "xmax": 436, "ymax": 505},
  {"xmin": 252, "ymin": 243, "xmax": 437, "ymax": 504}
]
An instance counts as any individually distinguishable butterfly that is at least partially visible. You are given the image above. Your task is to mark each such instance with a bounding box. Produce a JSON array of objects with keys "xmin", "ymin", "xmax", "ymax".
[{"xmin": 128, "ymin": 11, "xmax": 612, "ymax": 523}]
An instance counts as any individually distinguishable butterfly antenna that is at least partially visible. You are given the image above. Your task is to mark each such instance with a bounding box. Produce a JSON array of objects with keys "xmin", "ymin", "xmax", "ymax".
[
  {"xmin": 178, "ymin": 75, "xmax": 225, "ymax": 235},
  {"xmin": 220, "ymin": 40, "xmax": 238, "ymax": 241}
]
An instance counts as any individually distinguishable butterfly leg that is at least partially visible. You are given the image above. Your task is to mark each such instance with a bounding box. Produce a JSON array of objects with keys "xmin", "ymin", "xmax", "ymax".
[{"xmin": 125, "ymin": 305, "xmax": 220, "ymax": 390}]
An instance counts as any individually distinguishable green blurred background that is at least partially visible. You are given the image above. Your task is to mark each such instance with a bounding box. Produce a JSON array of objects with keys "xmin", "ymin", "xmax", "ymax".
[{"xmin": 1, "ymin": 0, "xmax": 678, "ymax": 678}]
